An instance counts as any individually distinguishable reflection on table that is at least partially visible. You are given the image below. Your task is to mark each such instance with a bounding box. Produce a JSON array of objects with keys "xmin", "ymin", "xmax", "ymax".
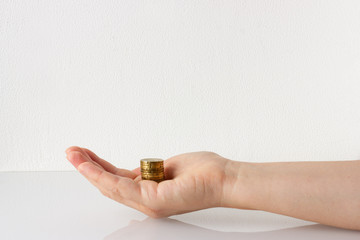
[{"xmin": 104, "ymin": 217, "xmax": 359, "ymax": 240}]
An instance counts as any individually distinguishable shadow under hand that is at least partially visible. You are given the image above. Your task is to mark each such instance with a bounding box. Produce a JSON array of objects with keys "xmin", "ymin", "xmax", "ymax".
[{"xmin": 104, "ymin": 217, "xmax": 359, "ymax": 240}]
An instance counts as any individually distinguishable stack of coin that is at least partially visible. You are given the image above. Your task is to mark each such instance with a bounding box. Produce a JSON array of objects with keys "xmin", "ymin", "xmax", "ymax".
[{"xmin": 140, "ymin": 158, "xmax": 165, "ymax": 183}]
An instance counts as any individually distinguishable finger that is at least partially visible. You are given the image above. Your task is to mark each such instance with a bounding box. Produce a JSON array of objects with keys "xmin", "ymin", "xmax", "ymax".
[
  {"xmin": 78, "ymin": 161, "xmax": 141, "ymax": 201},
  {"xmin": 134, "ymin": 175, "xmax": 142, "ymax": 183},
  {"xmin": 66, "ymin": 150, "xmax": 89, "ymax": 169},
  {"xmin": 78, "ymin": 161, "xmax": 119, "ymax": 191},
  {"xmin": 67, "ymin": 151, "xmax": 113, "ymax": 192},
  {"xmin": 132, "ymin": 167, "xmax": 141, "ymax": 175},
  {"xmin": 80, "ymin": 147, "xmax": 116, "ymax": 171},
  {"xmin": 66, "ymin": 151, "xmax": 106, "ymax": 189},
  {"xmin": 65, "ymin": 146, "xmax": 103, "ymax": 169},
  {"xmin": 78, "ymin": 161, "xmax": 166, "ymax": 216},
  {"xmin": 68, "ymin": 147, "xmax": 162, "ymax": 215},
  {"xmin": 81, "ymin": 147, "xmax": 138, "ymax": 179},
  {"xmin": 66, "ymin": 145, "xmax": 89, "ymax": 155},
  {"xmin": 68, "ymin": 151, "xmax": 151, "ymax": 213}
]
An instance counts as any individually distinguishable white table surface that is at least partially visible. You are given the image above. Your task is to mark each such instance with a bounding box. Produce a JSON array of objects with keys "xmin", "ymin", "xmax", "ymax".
[{"xmin": 0, "ymin": 172, "xmax": 359, "ymax": 239}]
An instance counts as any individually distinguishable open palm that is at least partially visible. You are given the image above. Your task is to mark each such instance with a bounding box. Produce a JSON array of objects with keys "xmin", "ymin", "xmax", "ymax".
[{"xmin": 66, "ymin": 146, "xmax": 231, "ymax": 217}]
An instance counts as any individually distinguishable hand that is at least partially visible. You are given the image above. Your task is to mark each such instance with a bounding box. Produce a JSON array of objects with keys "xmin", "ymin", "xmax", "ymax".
[{"xmin": 65, "ymin": 146, "xmax": 240, "ymax": 218}]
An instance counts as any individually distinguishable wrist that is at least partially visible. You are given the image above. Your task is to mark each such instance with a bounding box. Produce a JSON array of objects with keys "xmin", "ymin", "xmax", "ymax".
[{"xmin": 221, "ymin": 159, "xmax": 264, "ymax": 210}]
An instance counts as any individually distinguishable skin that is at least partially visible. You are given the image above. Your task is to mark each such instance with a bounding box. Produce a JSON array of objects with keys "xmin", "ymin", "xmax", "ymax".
[{"xmin": 65, "ymin": 146, "xmax": 360, "ymax": 231}]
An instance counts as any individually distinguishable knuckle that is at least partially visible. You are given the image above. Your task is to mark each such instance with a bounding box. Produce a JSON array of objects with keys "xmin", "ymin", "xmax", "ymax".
[
  {"xmin": 108, "ymin": 180, "xmax": 122, "ymax": 197},
  {"xmin": 146, "ymin": 210, "xmax": 162, "ymax": 218},
  {"xmin": 143, "ymin": 205, "xmax": 165, "ymax": 218},
  {"xmin": 99, "ymin": 189, "xmax": 110, "ymax": 198},
  {"xmin": 110, "ymin": 185, "xmax": 120, "ymax": 195},
  {"xmin": 93, "ymin": 171, "xmax": 103, "ymax": 183}
]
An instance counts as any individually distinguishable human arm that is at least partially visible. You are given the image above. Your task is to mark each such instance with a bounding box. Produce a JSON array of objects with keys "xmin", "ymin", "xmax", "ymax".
[
  {"xmin": 222, "ymin": 159, "xmax": 360, "ymax": 230},
  {"xmin": 65, "ymin": 146, "xmax": 360, "ymax": 230}
]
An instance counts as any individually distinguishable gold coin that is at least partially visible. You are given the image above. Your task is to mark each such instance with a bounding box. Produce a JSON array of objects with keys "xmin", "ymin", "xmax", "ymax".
[
  {"xmin": 141, "ymin": 171, "xmax": 165, "ymax": 176},
  {"xmin": 141, "ymin": 161, "xmax": 163, "ymax": 168},
  {"xmin": 141, "ymin": 164, "xmax": 164, "ymax": 168},
  {"xmin": 141, "ymin": 167, "xmax": 164, "ymax": 172},
  {"xmin": 141, "ymin": 174, "xmax": 164, "ymax": 179},
  {"xmin": 141, "ymin": 168, "xmax": 164, "ymax": 173},
  {"xmin": 140, "ymin": 158, "xmax": 165, "ymax": 182},
  {"xmin": 141, "ymin": 173, "xmax": 164, "ymax": 178},
  {"xmin": 141, "ymin": 176, "xmax": 164, "ymax": 181}
]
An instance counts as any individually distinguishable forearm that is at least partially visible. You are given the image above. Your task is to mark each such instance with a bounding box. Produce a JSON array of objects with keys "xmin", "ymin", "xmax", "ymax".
[{"xmin": 222, "ymin": 159, "xmax": 360, "ymax": 230}]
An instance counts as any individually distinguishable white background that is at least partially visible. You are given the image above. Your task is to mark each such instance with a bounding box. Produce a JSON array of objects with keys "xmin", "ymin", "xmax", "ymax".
[{"xmin": 1, "ymin": 0, "xmax": 360, "ymax": 171}]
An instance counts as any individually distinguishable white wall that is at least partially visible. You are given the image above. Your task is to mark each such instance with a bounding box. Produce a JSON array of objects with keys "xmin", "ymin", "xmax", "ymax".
[{"xmin": 1, "ymin": 0, "xmax": 360, "ymax": 171}]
